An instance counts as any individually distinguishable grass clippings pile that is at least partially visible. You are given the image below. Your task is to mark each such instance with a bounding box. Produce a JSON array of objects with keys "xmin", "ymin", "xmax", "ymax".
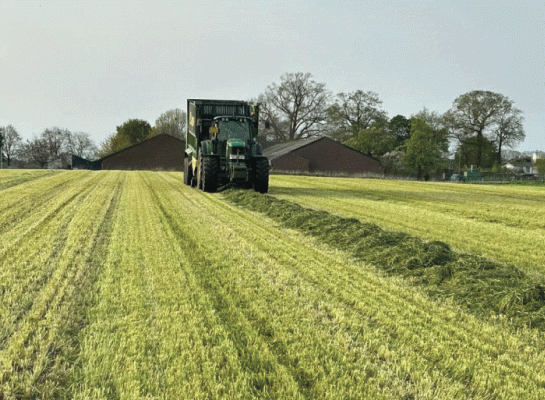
[{"xmin": 223, "ymin": 189, "xmax": 545, "ymax": 330}]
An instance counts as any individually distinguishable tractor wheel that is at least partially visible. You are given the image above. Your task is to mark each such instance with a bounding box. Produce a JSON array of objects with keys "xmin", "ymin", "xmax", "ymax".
[
  {"xmin": 253, "ymin": 158, "xmax": 269, "ymax": 193},
  {"xmin": 201, "ymin": 156, "xmax": 219, "ymax": 193},
  {"xmin": 183, "ymin": 157, "xmax": 193, "ymax": 186}
]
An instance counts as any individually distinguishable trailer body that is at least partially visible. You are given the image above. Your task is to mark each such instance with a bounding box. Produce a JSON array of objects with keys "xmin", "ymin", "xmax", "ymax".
[{"xmin": 184, "ymin": 99, "xmax": 269, "ymax": 193}]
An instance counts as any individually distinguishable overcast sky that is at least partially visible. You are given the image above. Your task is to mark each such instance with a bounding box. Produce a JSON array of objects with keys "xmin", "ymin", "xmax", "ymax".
[{"xmin": 1, "ymin": 0, "xmax": 543, "ymax": 152}]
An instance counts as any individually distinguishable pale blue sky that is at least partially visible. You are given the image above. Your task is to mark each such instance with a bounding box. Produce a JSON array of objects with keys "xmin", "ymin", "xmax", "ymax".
[{"xmin": 1, "ymin": 0, "xmax": 543, "ymax": 151}]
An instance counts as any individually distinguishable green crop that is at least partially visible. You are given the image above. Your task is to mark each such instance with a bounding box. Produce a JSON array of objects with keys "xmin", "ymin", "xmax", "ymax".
[
  {"xmin": 268, "ymin": 175, "xmax": 545, "ymax": 273},
  {"xmin": 1, "ymin": 170, "xmax": 545, "ymax": 399}
]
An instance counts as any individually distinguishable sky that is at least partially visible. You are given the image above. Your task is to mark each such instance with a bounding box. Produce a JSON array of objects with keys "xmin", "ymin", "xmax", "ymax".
[{"xmin": 1, "ymin": 0, "xmax": 544, "ymax": 152}]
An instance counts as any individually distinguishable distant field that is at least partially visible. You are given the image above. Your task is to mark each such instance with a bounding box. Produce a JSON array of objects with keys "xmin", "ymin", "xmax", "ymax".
[
  {"xmin": 269, "ymin": 175, "xmax": 545, "ymax": 273},
  {"xmin": 1, "ymin": 170, "xmax": 545, "ymax": 399}
]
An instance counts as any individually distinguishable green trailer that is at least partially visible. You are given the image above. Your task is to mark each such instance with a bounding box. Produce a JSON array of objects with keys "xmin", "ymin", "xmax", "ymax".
[{"xmin": 184, "ymin": 99, "xmax": 269, "ymax": 193}]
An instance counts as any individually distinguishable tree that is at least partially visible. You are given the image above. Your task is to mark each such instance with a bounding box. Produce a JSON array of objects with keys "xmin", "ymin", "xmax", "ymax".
[
  {"xmin": 66, "ymin": 131, "xmax": 98, "ymax": 159},
  {"xmin": 41, "ymin": 127, "xmax": 69, "ymax": 163},
  {"xmin": 154, "ymin": 109, "xmax": 186, "ymax": 140},
  {"xmin": 327, "ymin": 90, "xmax": 387, "ymax": 142},
  {"xmin": 388, "ymin": 115, "xmax": 411, "ymax": 148},
  {"xmin": 259, "ymin": 72, "xmax": 331, "ymax": 141},
  {"xmin": 535, "ymin": 156, "xmax": 545, "ymax": 177},
  {"xmin": 116, "ymin": 119, "xmax": 152, "ymax": 144},
  {"xmin": 403, "ymin": 118, "xmax": 444, "ymax": 180},
  {"xmin": 491, "ymin": 99, "xmax": 525, "ymax": 164},
  {"xmin": 346, "ymin": 119, "xmax": 395, "ymax": 158},
  {"xmin": 0, "ymin": 125, "xmax": 22, "ymax": 167},
  {"xmin": 446, "ymin": 90, "xmax": 513, "ymax": 168},
  {"xmin": 411, "ymin": 108, "xmax": 450, "ymax": 154},
  {"xmin": 21, "ymin": 137, "xmax": 51, "ymax": 168},
  {"xmin": 98, "ymin": 119, "xmax": 152, "ymax": 157},
  {"xmin": 455, "ymin": 136, "xmax": 497, "ymax": 170}
]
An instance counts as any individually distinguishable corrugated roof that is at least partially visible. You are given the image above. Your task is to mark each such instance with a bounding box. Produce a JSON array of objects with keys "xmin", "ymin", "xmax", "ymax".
[{"xmin": 262, "ymin": 136, "xmax": 324, "ymax": 160}]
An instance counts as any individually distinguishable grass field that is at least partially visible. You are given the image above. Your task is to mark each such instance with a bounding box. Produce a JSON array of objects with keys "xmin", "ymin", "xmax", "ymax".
[
  {"xmin": 269, "ymin": 175, "xmax": 545, "ymax": 274},
  {"xmin": 1, "ymin": 170, "xmax": 545, "ymax": 399}
]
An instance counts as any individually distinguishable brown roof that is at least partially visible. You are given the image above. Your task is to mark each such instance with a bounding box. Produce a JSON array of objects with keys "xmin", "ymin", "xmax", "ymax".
[{"xmin": 101, "ymin": 133, "xmax": 185, "ymax": 171}]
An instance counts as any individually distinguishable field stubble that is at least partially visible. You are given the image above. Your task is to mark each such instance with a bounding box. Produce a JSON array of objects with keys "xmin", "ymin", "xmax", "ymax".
[{"xmin": 1, "ymin": 170, "xmax": 545, "ymax": 399}]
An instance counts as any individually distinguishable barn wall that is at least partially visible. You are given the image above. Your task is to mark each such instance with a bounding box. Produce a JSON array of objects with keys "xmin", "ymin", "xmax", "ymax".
[
  {"xmin": 101, "ymin": 134, "xmax": 185, "ymax": 171},
  {"xmin": 293, "ymin": 138, "xmax": 381, "ymax": 174},
  {"xmin": 271, "ymin": 153, "xmax": 310, "ymax": 172}
]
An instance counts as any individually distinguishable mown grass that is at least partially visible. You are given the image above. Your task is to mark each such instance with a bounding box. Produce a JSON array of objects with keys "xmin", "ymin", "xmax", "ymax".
[
  {"xmin": 268, "ymin": 175, "xmax": 545, "ymax": 273},
  {"xmin": 223, "ymin": 189, "xmax": 545, "ymax": 330},
  {"xmin": 2, "ymin": 170, "xmax": 545, "ymax": 398},
  {"xmin": 0, "ymin": 171, "xmax": 121, "ymax": 398}
]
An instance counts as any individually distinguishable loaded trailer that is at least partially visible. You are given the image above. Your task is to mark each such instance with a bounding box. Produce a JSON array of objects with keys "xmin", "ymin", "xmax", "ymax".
[{"xmin": 184, "ymin": 99, "xmax": 269, "ymax": 193}]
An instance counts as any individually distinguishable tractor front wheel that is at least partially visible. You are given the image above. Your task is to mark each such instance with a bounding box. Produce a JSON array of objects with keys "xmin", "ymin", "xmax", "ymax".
[
  {"xmin": 201, "ymin": 156, "xmax": 219, "ymax": 193},
  {"xmin": 253, "ymin": 158, "xmax": 269, "ymax": 193}
]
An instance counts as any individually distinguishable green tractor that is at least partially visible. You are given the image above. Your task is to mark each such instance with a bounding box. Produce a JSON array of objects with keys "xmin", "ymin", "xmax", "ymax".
[{"xmin": 183, "ymin": 99, "xmax": 269, "ymax": 193}]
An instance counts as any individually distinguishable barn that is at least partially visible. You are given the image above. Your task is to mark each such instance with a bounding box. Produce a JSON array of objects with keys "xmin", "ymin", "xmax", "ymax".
[
  {"xmin": 100, "ymin": 134, "xmax": 185, "ymax": 171},
  {"xmin": 263, "ymin": 136, "xmax": 382, "ymax": 175}
]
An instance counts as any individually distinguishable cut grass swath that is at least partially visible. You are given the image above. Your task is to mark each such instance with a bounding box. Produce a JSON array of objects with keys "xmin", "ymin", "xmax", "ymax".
[
  {"xmin": 268, "ymin": 175, "xmax": 545, "ymax": 272},
  {"xmin": 223, "ymin": 189, "xmax": 545, "ymax": 330}
]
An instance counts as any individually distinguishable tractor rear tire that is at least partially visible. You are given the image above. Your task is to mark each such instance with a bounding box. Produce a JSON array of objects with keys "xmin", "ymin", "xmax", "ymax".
[
  {"xmin": 201, "ymin": 156, "xmax": 219, "ymax": 193},
  {"xmin": 253, "ymin": 158, "xmax": 269, "ymax": 193},
  {"xmin": 183, "ymin": 157, "xmax": 193, "ymax": 186}
]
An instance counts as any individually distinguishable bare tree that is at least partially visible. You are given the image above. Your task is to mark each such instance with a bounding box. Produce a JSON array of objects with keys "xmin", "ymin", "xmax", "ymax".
[
  {"xmin": 0, "ymin": 125, "xmax": 22, "ymax": 166},
  {"xmin": 66, "ymin": 131, "xmax": 98, "ymax": 159},
  {"xmin": 41, "ymin": 127, "xmax": 69, "ymax": 163},
  {"xmin": 327, "ymin": 90, "xmax": 387, "ymax": 142},
  {"xmin": 21, "ymin": 137, "xmax": 51, "ymax": 168},
  {"xmin": 491, "ymin": 100, "xmax": 525, "ymax": 164},
  {"xmin": 259, "ymin": 72, "xmax": 331, "ymax": 142},
  {"xmin": 154, "ymin": 109, "xmax": 187, "ymax": 140}
]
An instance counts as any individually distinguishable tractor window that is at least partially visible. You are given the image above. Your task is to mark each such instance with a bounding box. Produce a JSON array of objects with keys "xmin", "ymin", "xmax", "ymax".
[{"xmin": 217, "ymin": 119, "xmax": 251, "ymax": 140}]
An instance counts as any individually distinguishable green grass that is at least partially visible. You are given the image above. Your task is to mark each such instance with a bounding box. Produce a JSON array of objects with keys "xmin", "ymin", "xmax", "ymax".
[
  {"xmin": 268, "ymin": 175, "xmax": 545, "ymax": 273},
  {"xmin": 2, "ymin": 170, "xmax": 545, "ymax": 398},
  {"xmin": 223, "ymin": 189, "xmax": 545, "ymax": 330}
]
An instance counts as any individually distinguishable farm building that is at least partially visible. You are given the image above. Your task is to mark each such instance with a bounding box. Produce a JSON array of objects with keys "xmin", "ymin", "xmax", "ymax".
[
  {"xmin": 71, "ymin": 155, "xmax": 102, "ymax": 170},
  {"xmin": 263, "ymin": 136, "xmax": 382, "ymax": 175},
  {"xmin": 100, "ymin": 134, "xmax": 185, "ymax": 171}
]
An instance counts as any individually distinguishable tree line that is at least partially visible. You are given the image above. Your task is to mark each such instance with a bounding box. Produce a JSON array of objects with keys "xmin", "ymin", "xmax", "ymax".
[
  {"xmin": 1, "ymin": 72, "xmax": 529, "ymax": 177},
  {"xmin": 257, "ymin": 72, "xmax": 527, "ymax": 179},
  {"xmin": 0, "ymin": 127, "xmax": 98, "ymax": 168},
  {"xmin": 0, "ymin": 109, "xmax": 186, "ymax": 168}
]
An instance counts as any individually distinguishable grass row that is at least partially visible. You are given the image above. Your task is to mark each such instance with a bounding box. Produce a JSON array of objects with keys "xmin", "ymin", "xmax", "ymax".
[
  {"xmin": 268, "ymin": 175, "xmax": 545, "ymax": 272},
  {"xmin": 2, "ymin": 170, "xmax": 545, "ymax": 398},
  {"xmin": 223, "ymin": 189, "xmax": 545, "ymax": 331},
  {"xmin": 0, "ymin": 171, "xmax": 121, "ymax": 398},
  {"xmin": 76, "ymin": 172, "xmax": 545, "ymax": 398}
]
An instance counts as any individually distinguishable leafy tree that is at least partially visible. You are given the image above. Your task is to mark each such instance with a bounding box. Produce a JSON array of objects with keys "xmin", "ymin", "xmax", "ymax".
[
  {"xmin": 327, "ymin": 90, "xmax": 387, "ymax": 142},
  {"xmin": 491, "ymin": 99, "xmax": 525, "ymax": 164},
  {"xmin": 410, "ymin": 108, "xmax": 450, "ymax": 154},
  {"xmin": 116, "ymin": 119, "xmax": 152, "ymax": 144},
  {"xmin": 535, "ymin": 156, "xmax": 545, "ymax": 177},
  {"xmin": 154, "ymin": 109, "xmax": 186, "ymax": 140},
  {"xmin": 0, "ymin": 125, "xmax": 22, "ymax": 166},
  {"xmin": 403, "ymin": 118, "xmax": 444, "ymax": 180},
  {"xmin": 98, "ymin": 133, "xmax": 131, "ymax": 158},
  {"xmin": 259, "ymin": 72, "xmax": 331, "ymax": 141},
  {"xmin": 98, "ymin": 119, "xmax": 152, "ymax": 157},
  {"xmin": 346, "ymin": 119, "xmax": 395, "ymax": 158},
  {"xmin": 455, "ymin": 136, "xmax": 497, "ymax": 170},
  {"xmin": 388, "ymin": 115, "xmax": 411, "ymax": 148},
  {"xmin": 446, "ymin": 90, "xmax": 517, "ymax": 167}
]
